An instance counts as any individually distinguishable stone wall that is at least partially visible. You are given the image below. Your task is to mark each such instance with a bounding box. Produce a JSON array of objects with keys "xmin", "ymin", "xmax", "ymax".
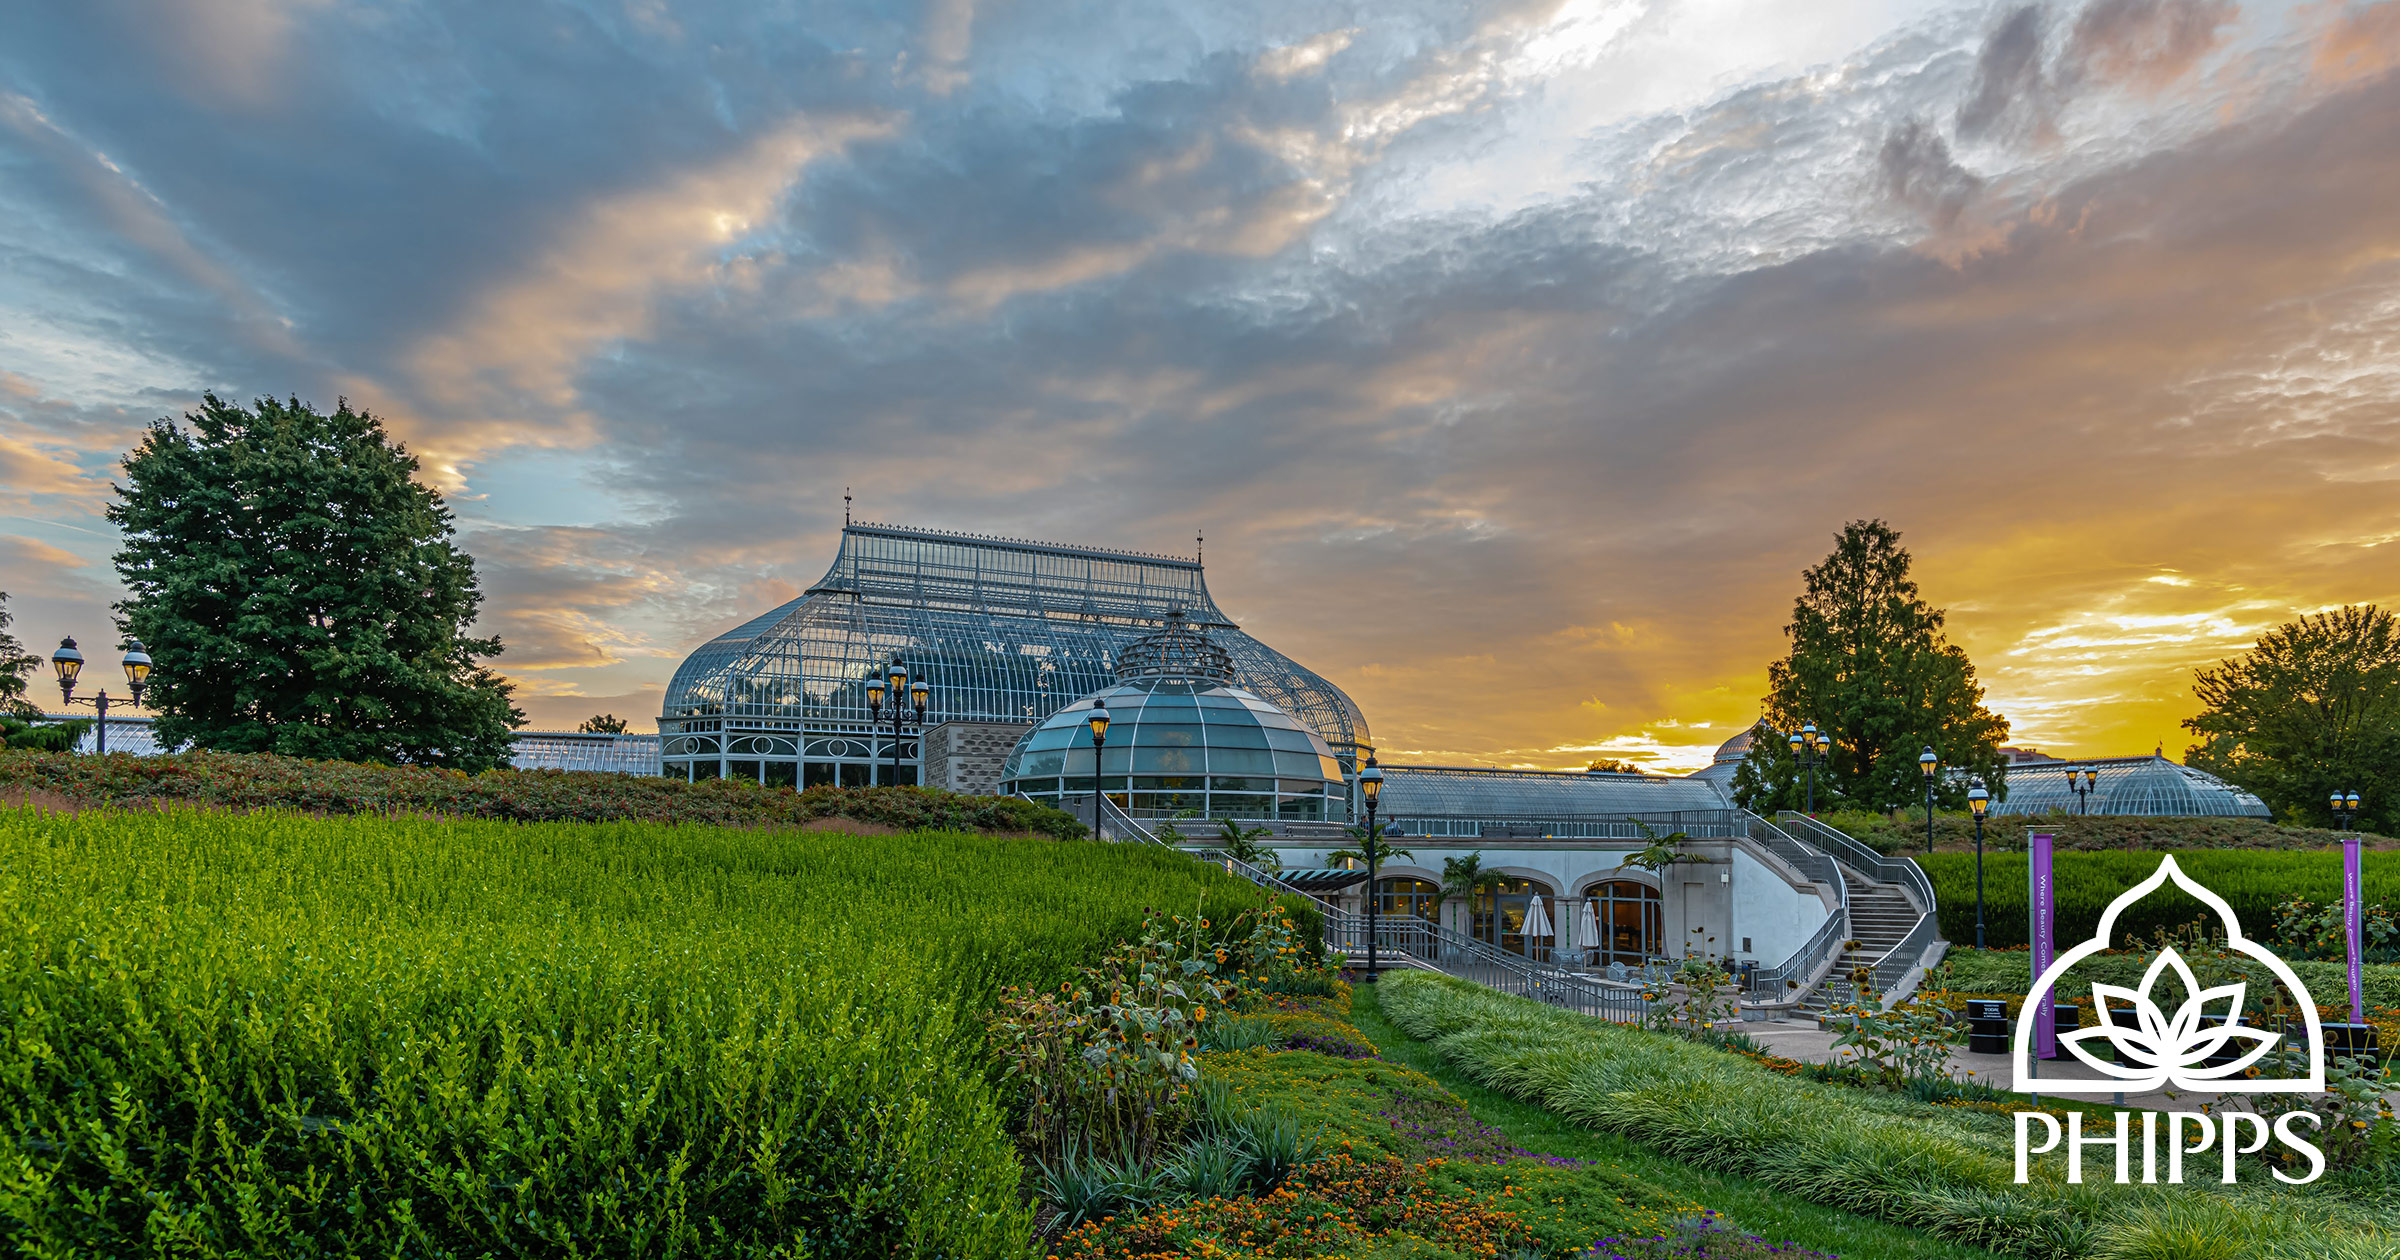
[{"xmin": 923, "ymin": 719, "xmax": 1035, "ymax": 795}]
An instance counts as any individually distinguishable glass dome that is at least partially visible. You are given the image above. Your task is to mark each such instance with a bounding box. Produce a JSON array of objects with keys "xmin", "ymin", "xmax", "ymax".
[{"xmin": 1001, "ymin": 677, "xmax": 1348, "ymax": 821}]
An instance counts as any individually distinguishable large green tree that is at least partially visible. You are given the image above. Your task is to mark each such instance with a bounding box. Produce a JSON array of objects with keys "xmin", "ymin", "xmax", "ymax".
[
  {"xmin": 0, "ymin": 591, "xmax": 39, "ymax": 717},
  {"xmin": 1732, "ymin": 520, "xmax": 2009, "ymax": 812},
  {"xmin": 2184, "ymin": 605, "xmax": 2400, "ymax": 831},
  {"xmin": 109, "ymin": 395, "xmax": 522, "ymax": 770}
]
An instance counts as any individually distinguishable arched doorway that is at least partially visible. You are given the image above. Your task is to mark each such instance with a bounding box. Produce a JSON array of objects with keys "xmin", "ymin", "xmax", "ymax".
[
  {"xmin": 1580, "ymin": 878, "xmax": 1662, "ymax": 968},
  {"xmin": 1472, "ymin": 876, "xmax": 1557, "ymax": 958},
  {"xmin": 1374, "ymin": 877, "xmax": 1440, "ymax": 923}
]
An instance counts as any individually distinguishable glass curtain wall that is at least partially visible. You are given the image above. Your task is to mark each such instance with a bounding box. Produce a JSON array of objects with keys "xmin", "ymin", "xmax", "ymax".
[{"xmin": 659, "ymin": 523, "xmax": 1370, "ymax": 785}]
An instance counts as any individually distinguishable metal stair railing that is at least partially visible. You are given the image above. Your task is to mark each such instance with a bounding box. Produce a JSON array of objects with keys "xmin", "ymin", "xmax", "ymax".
[
  {"xmin": 1775, "ymin": 812, "xmax": 1936, "ymax": 915},
  {"xmin": 1776, "ymin": 812, "xmax": 1942, "ymax": 1005},
  {"xmin": 1736, "ymin": 811, "xmax": 1848, "ymax": 1002}
]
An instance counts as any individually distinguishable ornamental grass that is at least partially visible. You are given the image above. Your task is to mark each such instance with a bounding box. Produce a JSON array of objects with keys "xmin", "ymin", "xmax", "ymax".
[
  {"xmin": 1377, "ymin": 971, "xmax": 2398, "ymax": 1260},
  {"xmin": 0, "ymin": 805, "xmax": 1301, "ymax": 1257}
]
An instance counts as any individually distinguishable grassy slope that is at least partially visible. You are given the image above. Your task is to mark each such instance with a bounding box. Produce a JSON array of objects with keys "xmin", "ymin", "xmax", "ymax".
[{"xmin": 1349, "ymin": 984, "xmax": 2005, "ymax": 1260}]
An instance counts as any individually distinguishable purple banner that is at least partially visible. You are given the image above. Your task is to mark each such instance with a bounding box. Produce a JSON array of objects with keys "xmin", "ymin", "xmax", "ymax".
[
  {"xmin": 2030, "ymin": 832, "xmax": 2056, "ymax": 1060},
  {"xmin": 2347, "ymin": 834, "xmax": 2366, "ymax": 1026}
]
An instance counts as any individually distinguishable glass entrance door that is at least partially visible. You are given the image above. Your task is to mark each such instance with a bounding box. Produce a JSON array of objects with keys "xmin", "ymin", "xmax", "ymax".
[
  {"xmin": 1582, "ymin": 879, "xmax": 1661, "ymax": 967},
  {"xmin": 1472, "ymin": 877, "xmax": 1557, "ymax": 958}
]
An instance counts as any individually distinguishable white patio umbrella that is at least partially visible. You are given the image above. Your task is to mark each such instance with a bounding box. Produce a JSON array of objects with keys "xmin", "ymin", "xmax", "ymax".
[
  {"xmin": 1572, "ymin": 898, "xmax": 1598, "ymax": 964},
  {"xmin": 1523, "ymin": 894, "xmax": 1553, "ymax": 961}
]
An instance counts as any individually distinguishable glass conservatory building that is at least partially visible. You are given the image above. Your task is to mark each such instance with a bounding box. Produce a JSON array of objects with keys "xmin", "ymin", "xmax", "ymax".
[
  {"xmin": 998, "ymin": 611, "xmax": 1349, "ymax": 821},
  {"xmin": 1986, "ymin": 754, "xmax": 2271, "ymax": 818},
  {"xmin": 658, "ymin": 522, "xmax": 1369, "ymax": 786}
]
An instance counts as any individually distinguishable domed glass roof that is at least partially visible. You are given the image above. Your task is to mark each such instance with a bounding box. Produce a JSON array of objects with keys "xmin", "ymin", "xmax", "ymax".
[{"xmin": 1001, "ymin": 612, "xmax": 1347, "ymax": 821}]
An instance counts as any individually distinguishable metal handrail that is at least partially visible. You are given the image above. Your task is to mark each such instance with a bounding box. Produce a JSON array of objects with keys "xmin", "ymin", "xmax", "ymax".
[
  {"xmin": 1092, "ymin": 805, "xmax": 1657, "ymax": 1024},
  {"xmin": 1734, "ymin": 812, "xmax": 1847, "ymax": 999},
  {"xmin": 1776, "ymin": 812, "xmax": 1937, "ymax": 917}
]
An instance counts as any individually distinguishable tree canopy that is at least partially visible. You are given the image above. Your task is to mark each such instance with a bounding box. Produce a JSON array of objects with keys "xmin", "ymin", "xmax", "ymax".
[
  {"xmin": 0, "ymin": 591, "xmax": 38, "ymax": 717},
  {"xmin": 1732, "ymin": 520, "xmax": 2009, "ymax": 813},
  {"xmin": 109, "ymin": 395, "xmax": 521, "ymax": 771},
  {"xmin": 2184, "ymin": 604, "xmax": 2400, "ymax": 831},
  {"xmin": 578, "ymin": 713, "xmax": 630, "ymax": 734}
]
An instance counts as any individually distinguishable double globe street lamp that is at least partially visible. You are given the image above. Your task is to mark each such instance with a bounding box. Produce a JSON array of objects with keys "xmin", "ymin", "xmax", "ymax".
[
  {"xmin": 1787, "ymin": 722, "xmax": 1830, "ymax": 815},
  {"xmin": 2066, "ymin": 765, "xmax": 2099, "ymax": 814},
  {"xmin": 863, "ymin": 656, "xmax": 928, "ymax": 787},
  {"xmin": 2331, "ymin": 790, "xmax": 2361, "ymax": 830},
  {"xmin": 52, "ymin": 636, "xmax": 151, "ymax": 755}
]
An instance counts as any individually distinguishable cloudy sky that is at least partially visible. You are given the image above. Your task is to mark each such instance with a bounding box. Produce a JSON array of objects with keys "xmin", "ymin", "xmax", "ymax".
[{"xmin": 3, "ymin": 0, "xmax": 2397, "ymax": 771}]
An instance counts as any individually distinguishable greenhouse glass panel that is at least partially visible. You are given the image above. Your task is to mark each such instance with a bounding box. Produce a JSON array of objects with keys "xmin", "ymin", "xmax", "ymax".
[{"xmin": 660, "ymin": 523, "xmax": 1368, "ymax": 784}]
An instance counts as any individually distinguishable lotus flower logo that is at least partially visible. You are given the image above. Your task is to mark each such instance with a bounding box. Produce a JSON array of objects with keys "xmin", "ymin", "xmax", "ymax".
[
  {"xmin": 2013, "ymin": 855, "xmax": 2324, "ymax": 1096},
  {"xmin": 2057, "ymin": 949, "xmax": 2279, "ymax": 1092}
]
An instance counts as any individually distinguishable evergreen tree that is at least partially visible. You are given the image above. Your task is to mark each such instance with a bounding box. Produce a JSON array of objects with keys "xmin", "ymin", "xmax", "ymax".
[
  {"xmin": 0, "ymin": 591, "xmax": 38, "ymax": 717},
  {"xmin": 109, "ymin": 395, "xmax": 522, "ymax": 770},
  {"xmin": 2184, "ymin": 605, "xmax": 2400, "ymax": 831},
  {"xmin": 578, "ymin": 713, "xmax": 630, "ymax": 734},
  {"xmin": 1732, "ymin": 520, "xmax": 2008, "ymax": 812}
]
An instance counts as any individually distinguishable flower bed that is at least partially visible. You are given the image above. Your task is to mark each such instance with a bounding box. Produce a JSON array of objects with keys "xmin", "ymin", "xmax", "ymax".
[
  {"xmin": 1046, "ymin": 985, "xmax": 1747, "ymax": 1260},
  {"xmin": 0, "ymin": 746, "xmax": 1089, "ymax": 837}
]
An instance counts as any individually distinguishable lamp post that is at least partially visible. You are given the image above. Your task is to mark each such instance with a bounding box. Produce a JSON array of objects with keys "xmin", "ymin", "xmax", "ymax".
[
  {"xmin": 1968, "ymin": 784, "xmax": 1990, "ymax": 950},
  {"xmin": 1787, "ymin": 722, "xmax": 1829, "ymax": 815},
  {"xmin": 2065, "ymin": 764, "xmax": 2098, "ymax": 815},
  {"xmin": 1919, "ymin": 747, "xmax": 1939, "ymax": 854},
  {"xmin": 2332, "ymin": 790, "xmax": 2359, "ymax": 831},
  {"xmin": 1360, "ymin": 756, "xmax": 1384, "ymax": 984},
  {"xmin": 1085, "ymin": 700, "xmax": 1111, "ymax": 842},
  {"xmin": 52, "ymin": 637, "xmax": 150, "ymax": 755},
  {"xmin": 863, "ymin": 656, "xmax": 928, "ymax": 788}
]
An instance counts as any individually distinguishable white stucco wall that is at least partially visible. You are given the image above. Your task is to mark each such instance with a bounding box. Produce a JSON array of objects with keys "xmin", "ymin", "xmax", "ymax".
[
  {"xmin": 1729, "ymin": 847, "xmax": 1826, "ymax": 964},
  {"xmin": 1273, "ymin": 836, "xmax": 1833, "ymax": 967}
]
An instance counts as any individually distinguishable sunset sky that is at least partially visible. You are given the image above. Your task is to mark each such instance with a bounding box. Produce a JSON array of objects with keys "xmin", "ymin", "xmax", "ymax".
[{"xmin": 4, "ymin": 0, "xmax": 2398, "ymax": 772}]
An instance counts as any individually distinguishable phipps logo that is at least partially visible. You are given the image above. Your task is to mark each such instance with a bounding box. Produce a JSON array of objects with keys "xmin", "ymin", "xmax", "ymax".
[{"xmin": 2011, "ymin": 857, "xmax": 2329, "ymax": 1186}]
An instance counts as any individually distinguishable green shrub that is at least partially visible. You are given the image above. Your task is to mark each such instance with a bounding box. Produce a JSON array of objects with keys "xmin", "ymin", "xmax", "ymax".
[
  {"xmin": 1919, "ymin": 849, "xmax": 2400, "ymax": 948},
  {"xmin": 0, "ymin": 806, "xmax": 1301, "ymax": 1257},
  {"xmin": 1815, "ymin": 809, "xmax": 2388, "ymax": 855},
  {"xmin": 0, "ymin": 747, "xmax": 1087, "ymax": 836},
  {"xmin": 1375, "ymin": 970, "xmax": 2394, "ymax": 1259}
]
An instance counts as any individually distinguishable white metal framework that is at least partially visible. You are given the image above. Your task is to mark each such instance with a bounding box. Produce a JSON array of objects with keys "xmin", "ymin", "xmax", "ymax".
[{"xmin": 659, "ymin": 523, "xmax": 1369, "ymax": 785}]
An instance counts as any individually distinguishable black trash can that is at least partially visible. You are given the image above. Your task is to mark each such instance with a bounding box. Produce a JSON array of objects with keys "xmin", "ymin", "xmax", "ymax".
[
  {"xmin": 2045, "ymin": 1003, "xmax": 2079, "ymax": 1060},
  {"xmin": 1966, "ymin": 999, "xmax": 2009, "ymax": 1055}
]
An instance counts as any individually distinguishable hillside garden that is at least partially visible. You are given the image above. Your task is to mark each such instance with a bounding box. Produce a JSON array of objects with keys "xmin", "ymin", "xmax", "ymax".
[{"xmin": 1376, "ymin": 971, "xmax": 2398, "ymax": 1260}]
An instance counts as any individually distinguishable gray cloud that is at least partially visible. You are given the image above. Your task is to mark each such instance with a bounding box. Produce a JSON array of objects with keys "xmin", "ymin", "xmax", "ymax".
[
  {"xmin": 1879, "ymin": 118, "xmax": 1986, "ymax": 226},
  {"xmin": 1, "ymin": 0, "xmax": 2393, "ymax": 765}
]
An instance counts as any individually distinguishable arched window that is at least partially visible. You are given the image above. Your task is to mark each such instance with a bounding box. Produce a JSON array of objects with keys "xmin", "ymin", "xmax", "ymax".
[
  {"xmin": 1580, "ymin": 879, "xmax": 1662, "ymax": 967},
  {"xmin": 1374, "ymin": 877, "xmax": 1439, "ymax": 922},
  {"xmin": 1471, "ymin": 876, "xmax": 1557, "ymax": 958}
]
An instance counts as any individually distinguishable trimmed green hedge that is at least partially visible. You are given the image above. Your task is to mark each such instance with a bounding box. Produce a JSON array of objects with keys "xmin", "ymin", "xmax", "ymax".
[
  {"xmin": 0, "ymin": 807, "xmax": 1307, "ymax": 1257},
  {"xmin": 0, "ymin": 747, "xmax": 1085, "ymax": 837},
  {"xmin": 1819, "ymin": 810, "xmax": 2388, "ymax": 856},
  {"xmin": 1376, "ymin": 971, "xmax": 2394, "ymax": 1260},
  {"xmin": 1919, "ymin": 850, "xmax": 2400, "ymax": 950}
]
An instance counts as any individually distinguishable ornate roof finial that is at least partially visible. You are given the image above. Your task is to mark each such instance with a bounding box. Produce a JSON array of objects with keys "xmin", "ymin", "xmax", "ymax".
[
  {"xmin": 1196, "ymin": 528, "xmax": 1203, "ymax": 565},
  {"xmin": 844, "ymin": 487, "xmax": 852, "ymax": 526},
  {"xmin": 1115, "ymin": 606, "xmax": 1235, "ymax": 684}
]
